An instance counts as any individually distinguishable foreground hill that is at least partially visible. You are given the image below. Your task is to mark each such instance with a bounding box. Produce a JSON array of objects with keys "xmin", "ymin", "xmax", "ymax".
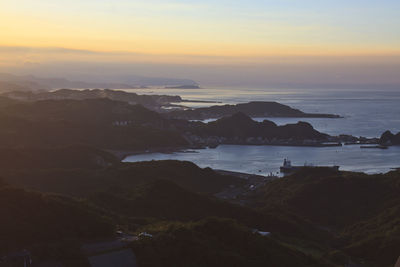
[
  {"xmin": 0, "ymin": 145, "xmax": 119, "ymax": 170},
  {"xmin": 2, "ymin": 156, "xmax": 398, "ymax": 266},
  {"xmin": 131, "ymin": 217, "xmax": 330, "ymax": 267},
  {"xmin": 2, "ymin": 158, "xmax": 327, "ymax": 239},
  {"xmin": 245, "ymin": 168, "xmax": 400, "ymax": 267},
  {"xmin": 167, "ymin": 101, "xmax": 340, "ymax": 120},
  {"xmin": 0, "ymin": 182, "xmax": 113, "ymax": 253},
  {"xmin": 2, "ymin": 160, "xmax": 244, "ymax": 196},
  {"xmin": 89, "ymin": 179, "xmax": 264, "ymax": 225}
]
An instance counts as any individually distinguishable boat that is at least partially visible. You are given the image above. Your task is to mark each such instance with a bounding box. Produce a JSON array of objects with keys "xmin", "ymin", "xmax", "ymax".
[{"xmin": 280, "ymin": 159, "xmax": 339, "ymax": 175}]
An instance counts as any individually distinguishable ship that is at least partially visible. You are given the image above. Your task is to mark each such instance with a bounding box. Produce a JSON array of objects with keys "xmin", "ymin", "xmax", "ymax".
[{"xmin": 280, "ymin": 159, "xmax": 339, "ymax": 175}]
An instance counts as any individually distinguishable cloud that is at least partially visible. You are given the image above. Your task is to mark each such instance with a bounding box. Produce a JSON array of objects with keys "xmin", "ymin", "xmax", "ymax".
[{"xmin": 0, "ymin": 46, "xmax": 104, "ymax": 55}]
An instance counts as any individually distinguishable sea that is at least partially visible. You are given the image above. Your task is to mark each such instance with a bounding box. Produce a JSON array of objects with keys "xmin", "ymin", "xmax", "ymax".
[{"xmin": 123, "ymin": 87, "xmax": 400, "ymax": 175}]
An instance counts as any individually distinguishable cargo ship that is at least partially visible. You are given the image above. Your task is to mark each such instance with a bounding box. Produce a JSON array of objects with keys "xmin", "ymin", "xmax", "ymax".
[{"xmin": 280, "ymin": 159, "xmax": 339, "ymax": 175}]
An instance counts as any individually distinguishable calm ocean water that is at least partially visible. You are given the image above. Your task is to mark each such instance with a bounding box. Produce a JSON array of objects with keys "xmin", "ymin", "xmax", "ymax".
[{"xmin": 124, "ymin": 87, "xmax": 400, "ymax": 174}]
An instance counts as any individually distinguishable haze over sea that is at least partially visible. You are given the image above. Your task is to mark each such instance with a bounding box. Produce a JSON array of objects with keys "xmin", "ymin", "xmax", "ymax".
[{"xmin": 124, "ymin": 87, "xmax": 400, "ymax": 175}]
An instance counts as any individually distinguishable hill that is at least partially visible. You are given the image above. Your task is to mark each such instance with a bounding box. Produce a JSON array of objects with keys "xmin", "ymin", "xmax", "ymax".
[
  {"xmin": 131, "ymin": 217, "xmax": 330, "ymax": 267},
  {"xmin": 0, "ymin": 81, "xmax": 37, "ymax": 93},
  {"xmin": 1, "ymin": 88, "xmax": 182, "ymax": 111},
  {"xmin": 185, "ymin": 112, "xmax": 329, "ymax": 147},
  {"xmin": 244, "ymin": 168, "xmax": 400, "ymax": 266},
  {"xmin": 89, "ymin": 179, "xmax": 264, "ymax": 225},
  {"xmin": 2, "ymin": 160, "xmax": 244, "ymax": 196},
  {"xmin": 0, "ymin": 98, "xmax": 334, "ymax": 151},
  {"xmin": 0, "ymin": 98, "xmax": 187, "ymax": 150},
  {"xmin": 167, "ymin": 101, "xmax": 340, "ymax": 120},
  {"xmin": 380, "ymin": 130, "xmax": 400, "ymax": 145},
  {"xmin": 0, "ymin": 184, "xmax": 113, "ymax": 253},
  {"xmin": 0, "ymin": 145, "xmax": 119, "ymax": 170}
]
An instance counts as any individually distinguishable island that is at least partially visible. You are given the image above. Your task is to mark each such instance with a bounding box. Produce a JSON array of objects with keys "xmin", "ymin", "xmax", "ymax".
[
  {"xmin": 164, "ymin": 85, "xmax": 200, "ymax": 89},
  {"xmin": 1, "ymin": 88, "xmax": 183, "ymax": 112},
  {"xmin": 183, "ymin": 112, "xmax": 334, "ymax": 148},
  {"xmin": 380, "ymin": 130, "xmax": 400, "ymax": 145},
  {"xmin": 166, "ymin": 101, "xmax": 341, "ymax": 120}
]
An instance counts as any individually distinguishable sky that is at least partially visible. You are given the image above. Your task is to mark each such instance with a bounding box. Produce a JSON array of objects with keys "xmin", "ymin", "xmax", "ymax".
[{"xmin": 1, "ymin": 0, "xmax": 400, "ymax": 87}]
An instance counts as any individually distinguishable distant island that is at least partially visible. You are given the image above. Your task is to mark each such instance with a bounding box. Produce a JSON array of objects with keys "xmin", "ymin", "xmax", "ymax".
[
  {"xmin": 0, "ymin": 72, "xmax": 198, "ymax": 91},
  {"xmin": 380, "ymin": 130, "xmax": 400, "ymax": 145},
  {"xmin": 167, "ymin": 101, "xmax": 341, "ymax": 120},
  {"xmin": 165, "ymin": 85, "xmax": 201, "ymax": 89}
]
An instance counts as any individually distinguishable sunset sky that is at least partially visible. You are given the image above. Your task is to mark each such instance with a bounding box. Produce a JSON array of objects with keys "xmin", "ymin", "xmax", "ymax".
[{"xmin": 1, "ymin": 0, "xmax": 399, "ymax": 87}]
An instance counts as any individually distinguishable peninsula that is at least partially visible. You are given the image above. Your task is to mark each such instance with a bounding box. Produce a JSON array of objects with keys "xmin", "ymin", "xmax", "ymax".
[{"xmin": 167, "ymin": 101, "xmax": 341, "ymax": 120}]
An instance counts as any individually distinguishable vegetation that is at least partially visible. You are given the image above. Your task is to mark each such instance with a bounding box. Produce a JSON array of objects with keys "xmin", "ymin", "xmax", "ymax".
[
  {"xmin": 0, "ymin": 98, "xmax": 187, "ymax": 150},
  {"xmin": 131, "ymin": 217, "xmax": 330, "ymax": 267},
  {"xmin": 0, "ymin": 145, "xmax": 119, "ymax": 170},
  {"xmin": 0, "ymin": 184, "xmax": 113, "ymax": 253},
  {"xmin": 1, "ymin": 160, "xmax": 244, "ymax": 196},
  {"xmin": 245, "ymin": 168, "xmax": 400, "ymax": 266}
]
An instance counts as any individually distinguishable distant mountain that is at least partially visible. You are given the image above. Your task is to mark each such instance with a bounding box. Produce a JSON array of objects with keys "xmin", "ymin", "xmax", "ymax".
[
  {"xmin": 0, "ymin": 73, "xmax": 198, "ymax": 90},
  {"xmin": 122, "ymin": 75, "xmax": 197, "ymax": 87},
  {"xmin": 0, "ymin": 80, "xmax": 50, "ymax": 92},
  {"xmin": 165, "ymin": 85, "xmax": 200, "ymax": 89},
  {"xmin": 0, "ymin": 73, "xmax": 133, "ymax": 90},
  {"xmin": 2, "ymin": 88, "xmax": 182, "ymax": 111}
]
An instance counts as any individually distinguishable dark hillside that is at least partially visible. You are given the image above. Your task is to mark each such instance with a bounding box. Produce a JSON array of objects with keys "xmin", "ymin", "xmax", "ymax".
[
  {"xmin": 131, "ymin": 217, "xmax": 331, "ymax": 267},
  {"xmin": 0, "ymin": 185, "xmax": 113, "ymax": 252},
  {"xmin": 2, "ymin": 160, "xmax": 244, "ymax": 196},
  {"xmin": 192, "ymin": 112, "xmax": 328, "ymax": 140}
]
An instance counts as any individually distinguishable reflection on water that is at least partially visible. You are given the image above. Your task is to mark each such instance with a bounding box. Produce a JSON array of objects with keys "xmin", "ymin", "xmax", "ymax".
[{"xmin": 124, "ymin": 144, "xmax": 400, "ymax": 175}]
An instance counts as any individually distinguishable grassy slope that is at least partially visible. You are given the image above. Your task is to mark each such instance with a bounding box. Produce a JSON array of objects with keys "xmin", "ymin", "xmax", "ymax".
[
  {"xmin": 0, "ymin": 185, "xmax": 114, "ymax": 252},
  {"xmin": 131, "ymin": 217, "xmax": 332, "ymax": 267},
  {"xmin": 247, "ymin": 168, "xmax": 400, "ymax": 266}
]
